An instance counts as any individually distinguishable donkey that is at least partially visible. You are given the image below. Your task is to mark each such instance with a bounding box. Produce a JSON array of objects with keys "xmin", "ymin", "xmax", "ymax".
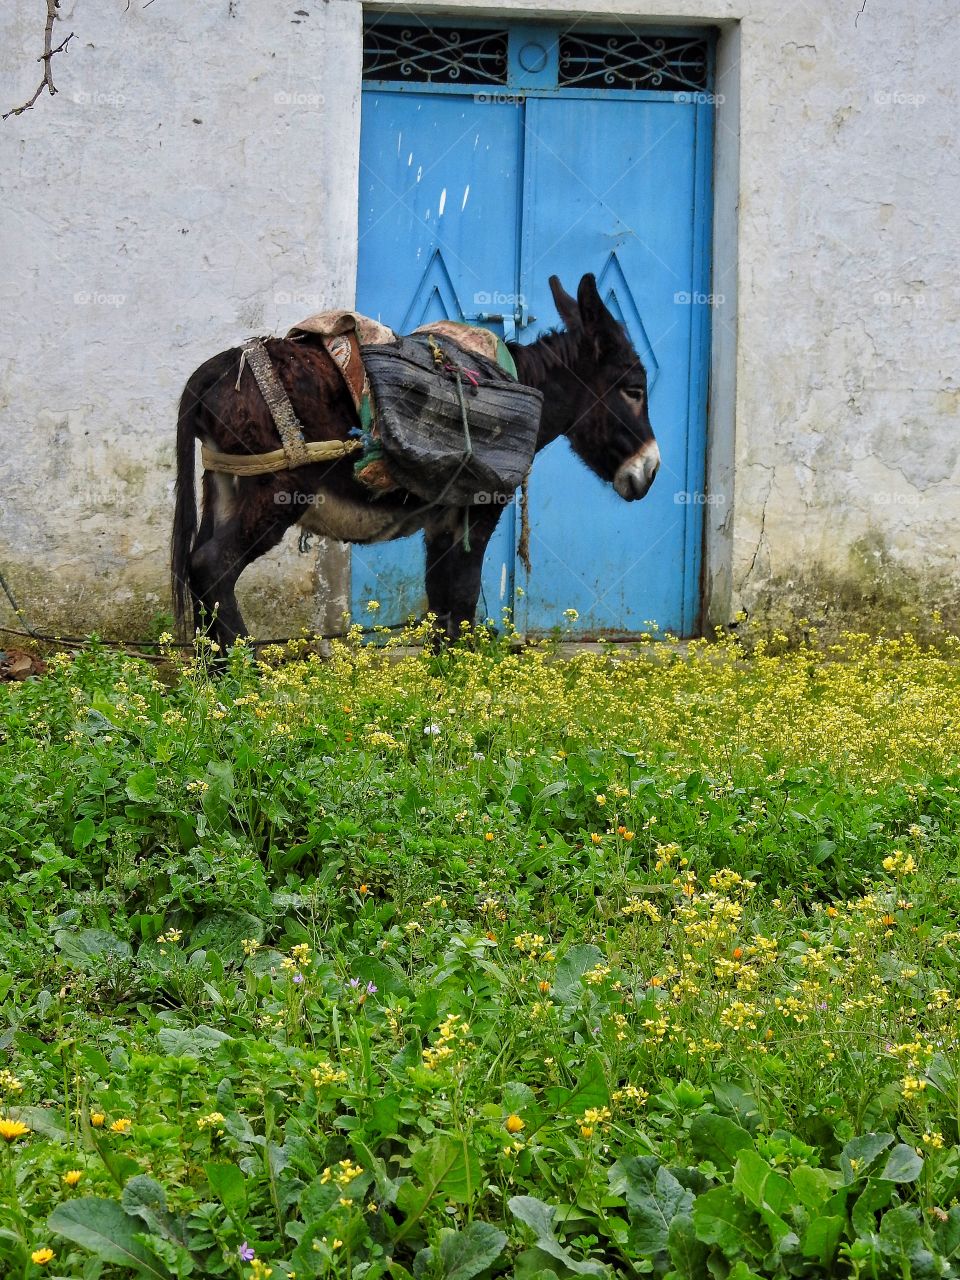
[{"xmin": 171, "ymin": 273, "xmax": 660, "ymax": 650}]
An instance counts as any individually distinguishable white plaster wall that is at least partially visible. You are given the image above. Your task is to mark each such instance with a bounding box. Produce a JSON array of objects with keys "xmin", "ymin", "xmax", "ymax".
[
  {"xmin": 0, "ymin": 0, "xmax": 361, "ymax": 637},
  {"xmin": 1, "ymin": 0, "xmax": 958, "ymax": 639}
]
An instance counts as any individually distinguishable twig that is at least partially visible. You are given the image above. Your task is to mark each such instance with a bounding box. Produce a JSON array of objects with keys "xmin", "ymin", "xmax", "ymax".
[{"xmin": 3, "ymin": 0, "xmax": 75, "ymax": 121}]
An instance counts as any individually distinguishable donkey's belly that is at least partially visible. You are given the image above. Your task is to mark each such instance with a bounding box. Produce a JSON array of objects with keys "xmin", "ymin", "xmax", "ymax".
[{"xmin": 296, "ymin": 490, "xmax": 427, "ymax": 545}]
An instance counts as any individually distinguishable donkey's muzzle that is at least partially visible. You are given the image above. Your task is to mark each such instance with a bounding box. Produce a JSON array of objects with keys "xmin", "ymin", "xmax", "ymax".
[{"xmin": 614, "ymin": 440, "xmax": 661, "ymax": 501}]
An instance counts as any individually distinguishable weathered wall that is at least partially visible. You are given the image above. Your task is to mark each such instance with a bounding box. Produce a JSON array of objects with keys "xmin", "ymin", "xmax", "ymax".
[
  {"xmin": 0, "ymin": 0, "xmax": 362, "ymax": 638},
  {"xmin": 1, "ymin": 0, "xmax": 958, "ymax": 640}
]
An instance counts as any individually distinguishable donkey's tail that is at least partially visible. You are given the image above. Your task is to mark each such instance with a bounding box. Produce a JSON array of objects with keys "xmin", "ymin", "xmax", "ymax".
[{"xmin": 171, "ymin": 376, "xmax": 203, "ymax": 640}]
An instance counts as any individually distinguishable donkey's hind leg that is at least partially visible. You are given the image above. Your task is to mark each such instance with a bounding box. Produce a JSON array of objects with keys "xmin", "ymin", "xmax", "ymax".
[
  {"xmin": 190, "ymin": 472, "xmax": 220, "ymax": 638},
  {"xmin": 190, "ymin": 478, "xmax": 294, "ymax": 651}
]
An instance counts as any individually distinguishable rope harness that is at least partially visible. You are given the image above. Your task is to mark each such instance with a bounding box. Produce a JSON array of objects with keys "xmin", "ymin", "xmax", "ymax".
[{"xmin": 200, "ymin": 336, "xmax": 363, "ymax": 475}]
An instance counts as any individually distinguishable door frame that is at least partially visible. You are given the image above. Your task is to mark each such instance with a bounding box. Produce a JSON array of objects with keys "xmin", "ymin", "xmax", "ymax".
[{"xmin": 337, "ymin": 6, "xmax": 741, "ymax": 635}]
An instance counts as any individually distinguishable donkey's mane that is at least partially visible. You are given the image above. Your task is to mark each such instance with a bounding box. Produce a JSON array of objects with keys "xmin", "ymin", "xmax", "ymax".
[{"xmin": 508, "ymin": 327, "xmax": 581, "ymax": 386}]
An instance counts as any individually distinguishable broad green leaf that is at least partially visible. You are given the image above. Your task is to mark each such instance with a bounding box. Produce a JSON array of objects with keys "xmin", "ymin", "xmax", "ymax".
[
  {"xmin": 126, "ymin": 766, "xmax": 158, "ymax": 802},
  {"xmin": 924, "ymin": 1052, "xmax": 957, "ymax": 1099},
  {"xmin": 410, "ymin": 1135, "xmax": 481, "ymax": 1203},
  {"xmin": 879, "ymin": 1143, "xmax": 923, "ymax": 1184},
  {"xmin": 609, "ymin": 1160, "xmax": 692, "ymax": 1255},
  {"xmin": 352, "ymin": 1137, "xmax": 401, "ymax": 1206},
  {"xmin": 49, "ymin": 1198, "xmax": 168, "ymax": 1278},
  {"xmin": 508, "ymin": 1197, "xmax": 608, "ymax": 1277},
  {"xmin": 204, "ymin": 1162, "xmax": 247, "ymax": 1214},
  {"xmin": 609, "ymin": 1156, "xmax": 660, "ymax": 1204},
  {"xmin": 689, "ymin": 1113, "xmax": 754, "ymax": 1170},
  {"xmin": 509, "ymin": 1196, "xmax": 558, "ymax": 1240},
  {"xmin": 552, "ymin": 945, "xmax": 603, "ymax": 1003},
  {"xmin": 202, "ymin": 759, "xmax": 235, "ymax": 828},
  {"xmin": 91, "ymin": 1135, "xmax": 140, "ymax": 1188},
  {"xmin": 299, "ymin": 1179, "xmax": 341, "ymax": 1224},
  {"xmin": 711, "ymin": 1082, "xmax": 762, "ymax": 1134},
  {"xmin": 733, "ymin": 1151, "xmax": 797, "ymax": 1217},
  {"xmin": 801, "ymin": 1214, "xmax": 844, "ymax": 1265},
  {"xmin": 790, "ymin": 1165, "xmax": 834, "ymax": 1211},
  {"xmin": 133, "ymin": 1232, "xmax": 196, "ymax": 1277},
  {"xmin": 850, "ymin": 1177, "xmax": 896, "ymax": 1236},
  {"xmin": 502, "ymin": 1082, "xmax": 538, "ymax": 1115},
  {"xmin": 122, "ymin": 1177, "xmax": 190, "ymax": 1249},
  {"xmin": 91, "ymin": 691, "xmax": 125, "ymax": 726},
  {"xmin": 416, "ymin": 1222, "xmax": 508, "ymax": 1280},
  {"xmin": 513, "ymin": 1247, "xmax": 584, "ymax": 1278},
  {"xmin": 690, "ymin": 1186, "xmax": 767, "ymax": 1260},
  {"xmin": 72, "ymin": 815, "xmax": 96, "ymax": 850},
  {"xmin": 727, "ymin": 1264, "xmax": 764, "ymax": 1280},
  {"xmin": 190, "ymin": 910, "xmax": 265, "ymax": 965},
  {"xmin": 157, "ymin": 1025, "xmax": 233, "ymax": 1058},
  {"xmin": 546, "ymin": 1051, "xmax": 609, "ymax": 1118},
  {"xmin": 55, "ymin": 928, "xmax": 131, "ymax": 969},
  {"xmin": 839, "ymin": 1132, "xmax": 893, "ymax": 1184},
  {"xmin": 877, "ymin": 1205, "xmax": 924, "ymax": 1258},
  {"xmin": 11, "ymin": 1105, "xmax": 67, "ymax": 1141},
  {"xmin": 122, "ymin": 1176, "xmax": 167, "ymax": 1217},
  {"xmin": 667, "ymin": 1212, "xmax": 709, "ymax": 1279}
]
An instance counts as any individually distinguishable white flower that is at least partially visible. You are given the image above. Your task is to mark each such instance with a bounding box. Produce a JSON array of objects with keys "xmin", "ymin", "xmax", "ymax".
[{"xmin": 424, "ymin": 723, "xmax": 442, "ymax": 736}]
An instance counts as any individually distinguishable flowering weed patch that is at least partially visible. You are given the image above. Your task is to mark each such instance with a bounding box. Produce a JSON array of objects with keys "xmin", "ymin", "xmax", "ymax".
[{"xmin": 0, "ymin": 628, "xmax": 959, "ymax": 1277}]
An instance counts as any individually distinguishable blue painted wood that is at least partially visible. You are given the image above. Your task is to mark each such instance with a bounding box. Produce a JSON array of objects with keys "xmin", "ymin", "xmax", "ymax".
[
  {"xmin": 514, "ymin": 95, "xmax": 713, "ymax": 637},
  {"xmin": 353, "ymin": 91, "xmax": 522, "ymax": 624},
  {"xmin": 355, "ymin": 28, "xmax": 714, "ymax": 636}
]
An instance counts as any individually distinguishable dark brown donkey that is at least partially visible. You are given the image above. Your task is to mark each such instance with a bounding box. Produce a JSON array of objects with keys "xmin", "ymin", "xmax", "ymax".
[{"xmin": 171, "ymin": 274, "xmax": 660, "ymax": 649}]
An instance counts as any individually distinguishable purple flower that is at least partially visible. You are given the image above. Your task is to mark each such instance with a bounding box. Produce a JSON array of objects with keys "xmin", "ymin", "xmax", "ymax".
[
  {"xmin": 348, "ymin": 977, "xmax": 360, "ymax": 989},
  {"xmin": 239, "ymin": 1243, "xmax": 255, "ymax": 1262},
  {"xmin": 366, "ymin": 981, "xmax": 378, "ymax": 995},
  {"xmin": 293, "ymin": 972, "xmax": 304, "ymax": 985}
]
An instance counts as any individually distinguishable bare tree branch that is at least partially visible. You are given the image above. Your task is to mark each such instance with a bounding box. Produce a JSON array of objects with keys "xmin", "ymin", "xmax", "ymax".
[{"xmin": 3, "ymin": 0, "xmax": 75, "ymax": 121}]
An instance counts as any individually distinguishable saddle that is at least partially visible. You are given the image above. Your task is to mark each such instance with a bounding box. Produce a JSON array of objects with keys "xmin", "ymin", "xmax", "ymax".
[{"xmin": 201, "ymin": 310, "xmax": 543, "ymax": 508}]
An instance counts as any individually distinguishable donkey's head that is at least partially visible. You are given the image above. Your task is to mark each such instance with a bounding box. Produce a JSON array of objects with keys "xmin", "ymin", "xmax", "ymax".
[{"xmin": 549, "ymin": 273, "xmax": 660, "ymax": 501}]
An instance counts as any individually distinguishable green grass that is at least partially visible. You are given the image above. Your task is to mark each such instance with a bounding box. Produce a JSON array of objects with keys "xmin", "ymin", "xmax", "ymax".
[{"xmin": 1, "ymin": 629, "xmax": 959, "ymax": 1279}]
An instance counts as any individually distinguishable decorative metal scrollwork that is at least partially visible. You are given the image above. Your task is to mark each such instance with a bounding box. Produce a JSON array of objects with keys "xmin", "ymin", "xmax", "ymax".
[
  {"xmin": 363, "ymin": 24, "xmax": 509, "ymax": 85},
  {"xmin": 558, "ymin": 33, "xmax": 709, "ymax": 93}
]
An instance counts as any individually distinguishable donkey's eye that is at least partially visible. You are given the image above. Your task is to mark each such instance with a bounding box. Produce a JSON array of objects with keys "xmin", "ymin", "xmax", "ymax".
[{"xmin": 622, "ymin": 385, "xmax": 646, "ymax": 402}]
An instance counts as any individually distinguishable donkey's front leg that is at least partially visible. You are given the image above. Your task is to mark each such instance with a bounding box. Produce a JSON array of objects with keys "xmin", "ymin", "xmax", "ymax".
[{"xmin": 424, "ymin": 504, "xmax": 505, "ymax": 643}]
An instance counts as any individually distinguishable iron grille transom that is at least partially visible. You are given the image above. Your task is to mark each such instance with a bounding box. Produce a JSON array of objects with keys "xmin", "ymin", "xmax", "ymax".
[
  {"xmin": 558, "ymin": 32, "xmax": 709, "ymax": 92},
  {"xmin": 362, "ymin": 24, "xmax": 509, "ymax": 85}
]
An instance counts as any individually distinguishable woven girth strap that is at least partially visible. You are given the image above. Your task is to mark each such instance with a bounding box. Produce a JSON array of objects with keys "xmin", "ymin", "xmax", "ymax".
[{"xmin": 239, "ymin": 337, "xmax": 310, "ymax": 468}]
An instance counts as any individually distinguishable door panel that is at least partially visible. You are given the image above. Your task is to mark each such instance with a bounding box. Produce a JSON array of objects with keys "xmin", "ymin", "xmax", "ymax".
[
  {"xmin": 516, "ymin": 96, "xmax": 705, "ymax": 635},
  {"xmin": 353, "ymin": 92, "xmax": 521, "ymax": 623},
  {"xmin": 355, "ymin": 27, "xmax": 714, "ymax": 636}
]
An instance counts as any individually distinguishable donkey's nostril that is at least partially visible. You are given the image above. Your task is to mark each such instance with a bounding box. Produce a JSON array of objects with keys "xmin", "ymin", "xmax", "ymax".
[{"xmin": 629, "ymin": 469, "xmax": 651, "ymax": 499}]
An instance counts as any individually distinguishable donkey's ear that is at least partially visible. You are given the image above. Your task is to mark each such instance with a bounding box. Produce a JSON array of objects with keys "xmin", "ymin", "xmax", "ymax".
[
  {"xmin": 576, "ymin": 273, "xmax": 606, "ymax": 327},
  {"xmin": 577, "ymin": 273, "xmax": 620, "ymax": 355},
  {"xmin": 549, "ymin": 275, "xmax": 580, "ymax": 328}
]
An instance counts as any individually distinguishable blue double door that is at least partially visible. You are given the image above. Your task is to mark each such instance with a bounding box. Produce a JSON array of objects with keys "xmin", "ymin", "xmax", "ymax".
[{"xmin": 354, "ymin": 26, "xmax": 714, "ymax": 636}]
